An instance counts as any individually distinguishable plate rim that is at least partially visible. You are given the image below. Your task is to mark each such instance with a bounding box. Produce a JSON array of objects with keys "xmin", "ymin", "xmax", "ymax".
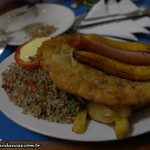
[
  {"xmin": 0, "ymin": 53, "xmax": 150, "ymax": 142},
  {"xmin": 0, "ymin": 3, "xmax": 75, "ymax": 46}
]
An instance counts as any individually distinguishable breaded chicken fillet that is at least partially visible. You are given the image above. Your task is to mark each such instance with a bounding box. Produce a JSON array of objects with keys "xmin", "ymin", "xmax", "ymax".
[{"xmin": 37, "ymin": 35, "xmax": 150, "ymax": 105}]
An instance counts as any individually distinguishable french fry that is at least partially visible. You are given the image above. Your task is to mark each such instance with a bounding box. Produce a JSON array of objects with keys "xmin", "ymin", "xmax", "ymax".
[
  {"xmin": 72, "ymin": 109, "xmax": 87, "ymax": 134},
  {"xmin": 115, "ymin": 118, "xmax": 129, "ymax": 139},
  {"xmin": 87, "ymin": 103, "xmax": 120, "ymax": 124}
]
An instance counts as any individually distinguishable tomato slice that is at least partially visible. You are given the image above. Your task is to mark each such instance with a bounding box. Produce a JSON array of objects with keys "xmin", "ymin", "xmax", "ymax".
[{"xmin": 14, "ymin": 41, "xmax": 40, "ymax": 69}]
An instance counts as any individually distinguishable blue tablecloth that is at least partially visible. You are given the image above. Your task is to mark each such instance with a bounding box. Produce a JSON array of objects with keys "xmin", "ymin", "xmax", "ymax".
[{"xmin": 0, "ymin": 0, "xmax": 150, "ymax": 141}]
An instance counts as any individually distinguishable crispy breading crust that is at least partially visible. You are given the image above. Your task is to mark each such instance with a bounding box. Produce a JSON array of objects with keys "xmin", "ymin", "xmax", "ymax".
[{"xmin": 37, "ymin": 35, "xmax": 150, "ymax": 105}]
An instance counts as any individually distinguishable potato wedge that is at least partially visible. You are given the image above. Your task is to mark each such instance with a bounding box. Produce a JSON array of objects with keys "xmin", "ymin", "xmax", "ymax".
[
  {"xmin": 115, "ymin": 118, "xmax": 129, "ymax": 139},
  {"xmin": 109, "ymin": 105, "xmax": 132, "ymax": 118},
  {"xmin": 87, "ymin": 103, "xmax": 120, "ymax": 124},
  {"xmin": 84, "ymin": 34, "xmax": 150, "ymax": 53},
  {"xmin": 72, "ymin": 109, "xmax": 87, "ymax": 134}
]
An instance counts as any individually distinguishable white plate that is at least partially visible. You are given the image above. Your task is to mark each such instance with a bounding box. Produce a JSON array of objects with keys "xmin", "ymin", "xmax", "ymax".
[
  {"xmin": 0, "ymin": 53, "xmax": 150, "ymax": 142},
  {"xmin": 0, "ymin": 4, "xmax": 75, "ymax": 45}
]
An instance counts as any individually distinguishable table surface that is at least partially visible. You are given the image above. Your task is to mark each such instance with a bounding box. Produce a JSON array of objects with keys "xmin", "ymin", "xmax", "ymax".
[{"xmin": 0, "ymin": 0, "xmax": 150, "ymax": 149}]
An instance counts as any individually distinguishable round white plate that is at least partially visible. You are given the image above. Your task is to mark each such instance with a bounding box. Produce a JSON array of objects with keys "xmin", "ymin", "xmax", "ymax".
[
  {"xmin": 0, "ymin": 4, "xmax": 75, "ymax": 45},
  {"xmin": 0, "ymin": 53, "xmax": 150, "ymax": 141}
]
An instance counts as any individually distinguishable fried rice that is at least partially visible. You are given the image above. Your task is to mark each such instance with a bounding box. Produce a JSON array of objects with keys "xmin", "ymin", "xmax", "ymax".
[
  {"xmin": 26, "ymin": 23, "xmax": 57, "ymax": 39},
  {"xmin": 1, "ymin": 63, "xmax": 84, "ymax": 124}
]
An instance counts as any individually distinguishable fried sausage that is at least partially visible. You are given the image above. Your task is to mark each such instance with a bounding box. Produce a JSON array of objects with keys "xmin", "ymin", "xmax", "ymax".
[{"xmin": 71, "ymin": 34, "xmax": 150, "ymax": 66}]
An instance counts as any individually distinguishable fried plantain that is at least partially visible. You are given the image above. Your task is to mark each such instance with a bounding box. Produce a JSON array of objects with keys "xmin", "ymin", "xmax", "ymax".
[
  {"xmin": 73, "ymin": 50, "xmax": 150, "ymax": 81},
  {"xmin": 84, "ymin": 34, "xmax": 150, "ymax": 53}
]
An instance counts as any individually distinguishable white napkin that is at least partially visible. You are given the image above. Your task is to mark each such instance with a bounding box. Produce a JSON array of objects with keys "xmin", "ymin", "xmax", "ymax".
[
  {"xmin": 135, "ymin": 16, "xmax": 150, "ymax": 27},
  {"xmin": 116, "ymin": 0, "xmax": 149, "ymax": 34},
  {"xmin": 77, "ymin": 0, "xmax": 150, "ymax": 41}
]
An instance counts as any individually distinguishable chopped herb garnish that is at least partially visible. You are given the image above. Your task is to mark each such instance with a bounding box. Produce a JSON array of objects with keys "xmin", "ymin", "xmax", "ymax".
[
  {"xmin": 10, "ymin": 86, "xmax": 14, "ymax": 91},
  {"xmin": 29, "ymin": 69, "xmax": 34, "ymax": 72},
  {"xmin": 50, "ymin": 105, "xmax": 54, "ymax": 112},
  {"xmin": 69, "ymin": 111, "xmax": 73, "ymax": 116},
  {"xmin": 1, "ymin": 84, "xmax": 5, "ymax": 88},
  {"xmin": 16, "ymin": 100, "xmax": 19, "ymax": 104},
  {"xmin": 41, "ymin": 90, "xmax": 47, "ymax": 96},
  {"xmin": 14, "ymin": 83, "xmax": 18, "ymax": 88},
  {"xmin": 41, "ymin": 68, "xmax": 45, "ymax": 72},
  {"xmin": 27, "ymin": 103, "xmax": 31, "ymax": 106},
  {"xmin": 51, "ymin": 96, "xmax": 55, "ymax": 101}
]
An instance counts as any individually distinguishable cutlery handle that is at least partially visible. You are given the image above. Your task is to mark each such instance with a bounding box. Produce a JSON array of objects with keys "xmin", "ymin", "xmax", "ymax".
[
  {"xmin": 84, "ymin": 8, "xmax": 150, "ymax": 21},
  {"xmin": 77, "ymin": 14, "xmax": 148, "ymax": 29}
]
